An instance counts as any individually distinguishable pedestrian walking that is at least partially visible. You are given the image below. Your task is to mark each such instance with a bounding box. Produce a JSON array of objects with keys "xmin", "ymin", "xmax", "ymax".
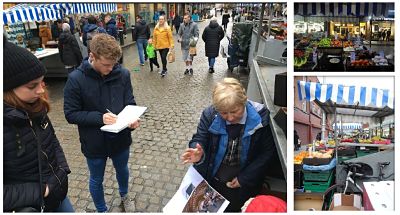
[
  {"xmin": 134, "ymin": 15, "xmax": 151, "ymax": 66},
  {"xmin": 153, "ymin": 11, "xmax": 160, "ymax": 25},
  {"xmin": 82, "ymin": 15, "xmax": 107, "ymax": 54},
  {"xmin": 178, "ymin": 13, "xmax": 199, "ymax": 75},
  {"xmin": 3, "ymin": 36, "xmax": 73, "ymax": 212},
  {"xmin": 146, "ymin": 38, "xmax": 160, "ymax": 72},
  {"xmin": 58, "ymin": 23, "xmax": 83, "ymax": 74},
  {"xmin": 202, "ymin": 17, "xmax": 224, "ymax": 73},
  {"xmin": 104, "ymin": 13, "xmax": 119, "ymax": 40},
  {"xmin": 63, "ymin": 34, "xmax": 139, "ymax": 212},
  {"xmin": 153, "ymin": 15, "xmax": 174, "ymax": 77},
  {"xmin": 222, "ymin": 10, "xmax": 231, "ymax": 31},
  {"xmin": 386, "ymin": 29, "xmax": 391, "ymax": 41},
  {"xmin": 181, "ymin": 77, "xmax": 276, "ymax": 212},
  {"xmin": 172, "ymin": 14, "xmax": 183, "ymax": 34}
]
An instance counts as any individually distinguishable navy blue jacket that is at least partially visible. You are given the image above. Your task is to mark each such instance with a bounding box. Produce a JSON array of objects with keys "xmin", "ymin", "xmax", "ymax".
[
  {"xmin": 105, "ymin": 18, "xmax": 119, "ymax": 40},
  {"xmin": 82, "ymin": 24, "xmax": 106, "ymax": 47},
  {"xmin": 190, "ymin": 101, "xmax": 275, "ymax": 193},
  {"xmin": 63, "ymin": 59, "xmax": 136, "ymax": 158}
]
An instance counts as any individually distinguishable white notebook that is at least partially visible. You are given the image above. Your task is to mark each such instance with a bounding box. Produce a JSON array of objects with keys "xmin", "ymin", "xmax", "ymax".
[{"xmin": 100, "ymin": 105, "xmax": 147, "ymax": 133}]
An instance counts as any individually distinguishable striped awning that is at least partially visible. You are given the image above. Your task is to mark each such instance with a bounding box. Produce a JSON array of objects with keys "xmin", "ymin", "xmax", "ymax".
[
  {"xmin": 294, "ymin": 3, "xmax": 395, "ymax": 18},
  {"xmin": 3, "ymin": 3, "xmax": 117, "ymax": 25},
  {"xmin": 297, "ymin": 81, "xmax": 394, "ymax": 109}
]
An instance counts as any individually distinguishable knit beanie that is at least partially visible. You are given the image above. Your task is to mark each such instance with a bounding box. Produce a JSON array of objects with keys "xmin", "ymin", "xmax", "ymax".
[{"xmin": 3, "ymin": 38, "xmax": 46, "ymax": 91}]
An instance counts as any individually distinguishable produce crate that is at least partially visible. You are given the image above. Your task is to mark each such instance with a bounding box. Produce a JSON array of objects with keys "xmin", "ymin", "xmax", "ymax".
[
  {"xmin": 337, "ymin": 147, "xmax": 356, "ymax": 156},
  {"xmin": 303, "ymin": 157, "xmax": 332, "ymax": 166},
  {"xmin": 304, "ymin": 172, "xmax": 334, "ymax": 193},
  {"xmin": 303, "ymin": 170, "xmax": 333, "ymax": 182}
]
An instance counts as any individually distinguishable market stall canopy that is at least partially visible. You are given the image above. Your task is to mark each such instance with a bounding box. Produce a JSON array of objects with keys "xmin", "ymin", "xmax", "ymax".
[
  {"xmin": 3, "ymin": 3, "xmax": 117, "ymax": 25},
  {"xmin": 294, "ymin": 3, "xmax": 394, "ymax": 18},
  {"xmin": 297, "ymin": 80, "xmax": 394, "ymax": 120}
]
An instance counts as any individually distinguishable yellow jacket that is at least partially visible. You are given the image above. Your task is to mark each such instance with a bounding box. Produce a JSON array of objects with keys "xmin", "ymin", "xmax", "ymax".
[{"xmin": 153, "ymin": 26, "xmax": 174, "ymax": 50}]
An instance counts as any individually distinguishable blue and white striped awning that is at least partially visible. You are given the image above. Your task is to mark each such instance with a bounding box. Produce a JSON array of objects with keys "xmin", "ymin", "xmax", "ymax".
[
  {"xmin": 3, "ymin": 3, "xmax": 117, "ymax": 25},
  {"xmin": 297, "ymin": 81, "xmax": 394, "ymax": 109},
  {"xmin": 294, "ymin": 3, "xmax": 395, "ymax": 18}
]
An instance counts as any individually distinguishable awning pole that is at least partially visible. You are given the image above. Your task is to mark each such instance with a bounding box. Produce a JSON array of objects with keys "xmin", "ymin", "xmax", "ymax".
[
  {"xmin": 253, "ymin": 3, "xmax": 265, "ymax": 57},
  {"xmin": 267, "ymin": 3, "xmax": 273, "ymax": 38}
]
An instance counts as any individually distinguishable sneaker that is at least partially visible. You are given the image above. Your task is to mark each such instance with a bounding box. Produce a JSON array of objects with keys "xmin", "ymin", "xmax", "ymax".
[
  {"xmin": 208, "ymin": 68, "xmax": 214, "ymax": 73},
  {"xmin": 184, "ymin": 69, "xmax": 189, "ymax": 75},
  {"xmin": 121, "ymin": 195, "xmax": 135, "ymax": 212},
  {"xmin": 189, "ymin": 68, "xmax": 193, "ymax": 75},
  {"xmin": 161, "ymin": 70, "xmax": 166, "ymax": 77},
  {"xmin": 140, "ymin": 63, "xmax": 145, "ymax": 66}
]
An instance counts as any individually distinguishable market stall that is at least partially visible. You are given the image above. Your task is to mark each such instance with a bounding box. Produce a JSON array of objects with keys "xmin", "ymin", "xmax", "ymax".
[
  {"xmin": 295, "ymin": 80, "xmax": 394, "ymax": 211},
  {"xmin": 293, "ymin": 3, "xmax": 395, "ymax": 72},
  {"xmin": 3, "ymin": 3, "xmax": 117, "ymax": 77}
]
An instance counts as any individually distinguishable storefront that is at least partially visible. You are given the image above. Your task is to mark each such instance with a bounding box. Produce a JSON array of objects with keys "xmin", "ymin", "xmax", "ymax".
[
  {"xmin": 370, "ymin": 19, "xmax": 394, "ymax": 41},
  {"xmin": 294, "ymin": 21, "xmax": 324, "ymax": 34},
  {"xmin": 135, "ymin": 3, "xmax": 154, "ymax": 25}
]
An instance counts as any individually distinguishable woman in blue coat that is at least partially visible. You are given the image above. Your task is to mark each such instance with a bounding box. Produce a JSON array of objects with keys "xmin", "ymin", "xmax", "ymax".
[{"xmin": 181, "ymin": 78, "xmax": 276, "ymax": 212}]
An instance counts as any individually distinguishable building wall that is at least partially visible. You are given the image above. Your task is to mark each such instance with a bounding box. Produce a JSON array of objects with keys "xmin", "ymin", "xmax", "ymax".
[{"xmin": 294, "ymin": 76, "xmax": 333, "ymax": 145}]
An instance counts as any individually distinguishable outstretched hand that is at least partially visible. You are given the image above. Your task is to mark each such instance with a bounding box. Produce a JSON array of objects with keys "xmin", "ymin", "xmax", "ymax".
[{"xmin": 180, "ymin": 143, "xmax": 204, "ymax": 164}]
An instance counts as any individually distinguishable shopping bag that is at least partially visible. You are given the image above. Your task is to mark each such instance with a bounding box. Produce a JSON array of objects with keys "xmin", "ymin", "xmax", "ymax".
[
  {"xmin": 168, "ymin": 50, "xmax": 175, "ymax": 63},
  {"xmin": 189, "ymin": 47, "xmax": 197, "ymax": 56}
]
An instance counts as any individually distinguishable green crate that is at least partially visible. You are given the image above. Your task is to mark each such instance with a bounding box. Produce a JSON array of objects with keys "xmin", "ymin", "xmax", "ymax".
[
  {"xmin": 356, "ymin": 150, "xmax": 378, "ymax": 158},
  {"xmin": 304, "ymin": 172, "xmax": 334, "ymax": 193},
  {"xmin": 338, "ymin": 155, "xmax": 357, "ymax": 163},
  {"xmin": 303, "ymin": 170, "xmax": 333, "ymax": 182}
]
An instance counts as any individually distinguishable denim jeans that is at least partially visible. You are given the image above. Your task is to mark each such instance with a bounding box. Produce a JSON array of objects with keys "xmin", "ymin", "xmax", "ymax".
[
  {"xmin": 137, "ymin": 38, "xmax": 148, "ymax": 64},
  {"xmin": 86, "ymin": 149, "xmax": 130, "ymax": 212},
  {"xmin": 53, "ymin": 197, "xmax": 75, "ymax": 212},
  {"xmin": 208, "ymin": 57, "xmax": 216, "ymax": 68}
]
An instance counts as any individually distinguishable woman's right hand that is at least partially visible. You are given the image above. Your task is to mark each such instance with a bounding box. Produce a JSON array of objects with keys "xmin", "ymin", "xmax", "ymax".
[{"xmin": 181, "ymin": 143, "xmax": 204, "ymax": 164}]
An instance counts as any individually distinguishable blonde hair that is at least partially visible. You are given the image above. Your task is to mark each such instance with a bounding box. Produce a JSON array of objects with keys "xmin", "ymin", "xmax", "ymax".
[
  {"xmin": 155, "ymin": 15, "xmax": 169, "ymax": 29},
  {"xmin": 212, "ymin": 78, "xmax": 247, "ymax": 112},
  {"xmin": 89, "ymin": 33, "xmax": 122, "ymax": 62}
]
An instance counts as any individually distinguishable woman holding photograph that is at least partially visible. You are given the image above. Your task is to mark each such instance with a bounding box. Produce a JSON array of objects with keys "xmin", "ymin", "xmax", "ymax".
[{"xmin": 181, "ymin": 78, "xmax": 276, "ymax": 212}]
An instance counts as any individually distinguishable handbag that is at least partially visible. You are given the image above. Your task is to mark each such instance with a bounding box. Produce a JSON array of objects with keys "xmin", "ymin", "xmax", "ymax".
[
  {"xmin": 167, "ymin": 50, "xmax": 175, "ymax": 63},
  {"xmin": 189, "ymin": 46, "xmax": 197, "ymax": 56}
]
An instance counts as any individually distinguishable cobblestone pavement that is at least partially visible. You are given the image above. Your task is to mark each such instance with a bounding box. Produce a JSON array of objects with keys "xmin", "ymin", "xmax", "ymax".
[{"xmin": 45, "ymin": 15, "xmax": 249, "ymax": 212}]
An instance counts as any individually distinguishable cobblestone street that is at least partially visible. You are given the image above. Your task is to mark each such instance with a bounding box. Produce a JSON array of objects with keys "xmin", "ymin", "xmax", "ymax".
[{"xmin": 45, "ymin": 15, "xmax": 249, "ymax": 212}]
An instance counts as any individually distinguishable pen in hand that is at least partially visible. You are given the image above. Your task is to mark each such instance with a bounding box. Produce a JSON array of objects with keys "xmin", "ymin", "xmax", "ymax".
[{"xmin": 106, "ymin": 109, "xmax": 118, "ymax": 118}]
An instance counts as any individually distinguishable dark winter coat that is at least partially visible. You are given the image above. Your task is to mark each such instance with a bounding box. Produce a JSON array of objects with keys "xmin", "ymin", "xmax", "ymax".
[
  {"xmin": 202, "ymin": 20, "xmax": 224, "ymax": 58},
  {"xmin": 3, "ymin": 104, "xmax": 71, "ymax": 212},
  {"xmin": 222, "ymin": 13, "xmax": 230, "ymax": 25},
  {"xmin": 58, "ymin": 31, "xmax": 83, "ymax": 66},
  {"xmin": 63, "ymin": 59, "xmax": 136, "ymax": 158},
  {"xmin": 105, "ymin": 18, "xmax": 119, "ymax": 40},
  {"xmin": 190, "ymin": 101, "xmax": 276, "ymax": 200},
  {"xmin": 172, "ymin": 15, "xmax": 183, "ymax": 29},
  {"xmin": 134, "ymin": 19, "xmax": 150, "ymax": 41},
  {"xmin": 82, "ymin": 24, "xmax": 106, "ymax": 47}
]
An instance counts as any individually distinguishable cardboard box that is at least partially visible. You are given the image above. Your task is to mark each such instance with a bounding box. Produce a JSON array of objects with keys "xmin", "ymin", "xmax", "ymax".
[
  {"xmin": 363, "ymin": 181, "xmax": 394, "ymax": 211},
  {"xmin": 329, "ymin": 193, "xmax": 362, "ymax": 211},
  {"xmin": 294, "ymin": 193, "xmax": 324, "ymax": 211}
]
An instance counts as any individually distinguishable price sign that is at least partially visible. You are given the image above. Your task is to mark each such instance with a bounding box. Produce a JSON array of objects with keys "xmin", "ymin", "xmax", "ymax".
[{"xmin": 350, "ymin": 52, "xmax": 356, "ymax": 61}]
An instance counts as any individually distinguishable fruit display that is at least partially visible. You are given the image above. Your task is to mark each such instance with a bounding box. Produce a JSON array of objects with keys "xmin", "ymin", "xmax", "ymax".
[
  {"xmin": 343, "ymin": 41, "xmax": 353, "ymax": 48},
  {"xmin": 330, "ymin": 40, "xmax": 342, "ymax": 47},
  {"xmin": 308, "ymin": 149, "xmax": 334, "ymax": 159},
  {"xmin": 318, "ymin": 38, "xmax": 331, "ymax": 47},
  {"xmin": 327, "ymin": 139, "xmax": 336, "ymax": 146},
  {"xmin": 340, "ymin": 138, "xmax": 353, "ymax": 143},
  {"xmin": 294, "ymin": 151, "xmax": 308, "ymax": 164},
  {"xmin": 294, "ymin": 49, "xmax": 305, "ymax": 58},
  {"xmin": 294, "ymin": 56, "xmax": 308, "ymax": 67},
  {"xmin": 350, "ymin": 59, "xmax": 373, "ymax": 67}
]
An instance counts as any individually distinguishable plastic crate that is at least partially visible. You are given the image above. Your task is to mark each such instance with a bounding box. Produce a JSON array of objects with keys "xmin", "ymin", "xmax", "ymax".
[
  {"xmin": 356, "ymin": 150, "xmax": 378, "ymax": 158},
  {"xmin": 304, "ymin": 172, "xmax": 334, "ymax": 193},
  {"xmin": 338, "ymin": 155, "xmax": 357, "ymax": 163},
  {"xmin": 303, "ymin": 170, "xmax": 333, "ymax": 182}
]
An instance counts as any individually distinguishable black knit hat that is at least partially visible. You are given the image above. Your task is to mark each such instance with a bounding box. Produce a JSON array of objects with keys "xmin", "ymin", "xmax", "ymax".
[{"xmin": 3, "ymin": 38, "xmax": 46, "ymax": 91}]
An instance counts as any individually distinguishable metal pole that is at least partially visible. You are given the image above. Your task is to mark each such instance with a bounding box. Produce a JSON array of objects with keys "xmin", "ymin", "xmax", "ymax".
[
  {"xmin": 253, "ymin": 3, "xmax": 265, "ymax": 57},
  {"xmin": 267, "ymin": 3, "xmax": 273, "ymax": 38}
]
